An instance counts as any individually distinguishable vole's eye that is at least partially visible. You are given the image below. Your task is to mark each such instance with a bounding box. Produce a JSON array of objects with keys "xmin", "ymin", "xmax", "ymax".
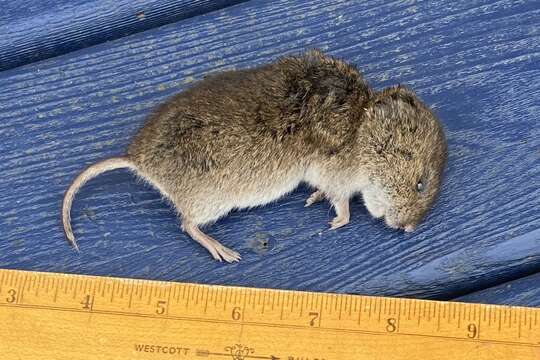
[{"xmin": 416, "ymin": 180, "xmax": 424, "ymax": 192}]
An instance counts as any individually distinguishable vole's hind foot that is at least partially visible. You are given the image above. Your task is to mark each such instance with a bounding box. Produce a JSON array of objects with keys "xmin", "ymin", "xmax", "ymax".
[
  {"xmin": 305, "ymin": 190, "xmax": 325, "ymax": 207},
  {"xmin": 182, "ymin": 221, "xmax": 241, "ymax": 263},
  {"xmin": 329, "ymin": 198, "xmax": 350, "ymax": 230},
  {"xmin": 329, "ymin": 216, "xmax": 349, "ymax": 230}
]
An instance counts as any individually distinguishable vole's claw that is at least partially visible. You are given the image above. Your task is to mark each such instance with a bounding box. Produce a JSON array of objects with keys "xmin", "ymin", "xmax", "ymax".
[
  {"xmin": 209, "ymin": 244, "xmax": 241, "ymax": 263},
  {"xmin": 208, "ymin": 248, "xmax": 223, "ymax": 262},
  {"xmin": 211, "ymin": 244, "xmax": 241, "ymax": 263},
  {"xmin": 217, "ymin": 245, "xmax": 241, "ymax": 263}
]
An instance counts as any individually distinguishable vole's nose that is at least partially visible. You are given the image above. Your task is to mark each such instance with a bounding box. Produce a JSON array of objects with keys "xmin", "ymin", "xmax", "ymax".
[{"xmin": 404, "ymin": 224, "xmax": 415, "ymax": 232}]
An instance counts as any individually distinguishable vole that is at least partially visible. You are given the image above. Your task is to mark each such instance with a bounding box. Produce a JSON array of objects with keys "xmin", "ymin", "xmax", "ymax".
[{"xmin": 62, "ymin": 49, "xmax": 447, "ymax": 263}]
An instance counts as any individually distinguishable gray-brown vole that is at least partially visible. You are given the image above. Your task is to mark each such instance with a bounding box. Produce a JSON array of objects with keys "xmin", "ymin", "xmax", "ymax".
[{"xmin": 62, "ymin": 49, "xmax": 447, "ymax": 262}]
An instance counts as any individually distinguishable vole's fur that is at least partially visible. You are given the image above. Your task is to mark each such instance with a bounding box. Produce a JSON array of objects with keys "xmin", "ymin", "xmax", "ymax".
[{"xmin": 62, "ymin": 49, "xmax": 447, "ymax": 262}]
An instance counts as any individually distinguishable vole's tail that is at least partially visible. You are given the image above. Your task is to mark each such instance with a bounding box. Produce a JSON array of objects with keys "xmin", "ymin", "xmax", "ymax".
[{"xmin": 62, "ymin": 157, "xmax": 136, "ymax": 251}]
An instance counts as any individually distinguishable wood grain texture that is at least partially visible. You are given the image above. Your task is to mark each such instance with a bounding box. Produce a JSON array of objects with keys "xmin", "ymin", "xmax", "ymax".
[
  {"xmin": 0, "ymin": 0, "xmax": 248, "ymax": 71},
  {"xmin": 0, "ymin": 0, "xmax": 538, "ymax": 302},
  {"xmin": 457, "ymin": 273, "xmax": 540, "ymax": 307}
]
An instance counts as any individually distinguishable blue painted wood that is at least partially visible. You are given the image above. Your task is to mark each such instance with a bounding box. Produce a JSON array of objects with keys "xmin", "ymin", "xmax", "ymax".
[
  {"xmin": 0, "ymin": 0, "xmax": 248, "ymax": 71},
  {"xmin": 0, "ymin": 0, "xmax": 539, "ymax": 300},
  {"xmin": 456, "ymin": 273, "xmax": 540, "ymax": 307}
]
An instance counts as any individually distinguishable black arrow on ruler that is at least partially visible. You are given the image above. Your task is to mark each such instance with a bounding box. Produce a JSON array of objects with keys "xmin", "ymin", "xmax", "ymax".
[{"xmin": 196, "ymin": 349, "xmax": 280, "ymax": 359}]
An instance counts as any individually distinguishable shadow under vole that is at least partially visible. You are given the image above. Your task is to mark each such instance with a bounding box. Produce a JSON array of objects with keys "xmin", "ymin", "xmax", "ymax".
[{"xmin": 62, "ymin": 49, "xmax": 447, "ymax": 263}]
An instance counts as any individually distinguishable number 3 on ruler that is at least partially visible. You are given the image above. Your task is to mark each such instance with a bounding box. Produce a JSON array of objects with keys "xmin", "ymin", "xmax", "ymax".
[{"xmin": 6, "ymin": 289, "xmax": 16, "ymax": 303}]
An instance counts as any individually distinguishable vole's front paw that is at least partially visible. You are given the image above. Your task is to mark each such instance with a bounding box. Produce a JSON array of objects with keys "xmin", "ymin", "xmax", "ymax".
[
  {"xmin": 305, "ymin": 190, "xmax": 324, "ymax": 207},
  {"xmin": 329, "ymin": 215, "xmax": 349, "ymax": 230}
]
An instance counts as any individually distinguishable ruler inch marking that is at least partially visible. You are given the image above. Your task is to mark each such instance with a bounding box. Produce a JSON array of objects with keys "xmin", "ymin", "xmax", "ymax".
[
  {"xmin": 357, "ymin": 297, "xmax": 363, "ymax": 325},
  {"xmin": 378, "ymin": 298, "xmax": 382, "ymax": 322},
  {"xmin": 518, "ymin": 310, "xmax": 522, "ymax": 338},
  {"xmin": 0, "ymin": 271, "xmax": 5, "ymax": 293},
  {"xmin": 396, "ymin": 299, "xmax": 402, "ymax": 333},
  {"xmin": 34, "ymin": 274, "xmax": 42, "ymax": 297},
  {"xmin": 280, "ymin": 294, "xmax": 284, "ymax": 321},
  {"xmin": 53, "ymin": 278, "xmax": 59, "ymax": 303},
  {"xmin": 87, "ymin": 282, "xmax": 96, "ymax": 312},
  {"xmin": 18, "ymin": 273, "xmax": 28, "ymax": 304},
  {"xmin": 128, "ymin": 282, "xmax": 134, "ymax": 309},
  {"xmin": 458, "ymin": 304, "xmax": 462, "ymax": 329},
  {"xmin": 338, "ymin": 294, "xmax": 343, "ymax": 320},
  {"xmin": 203, "ymin": 287, "xmax": 209, "ymax": 314},
  {"xmin": 317, "ymin": 294, "xmax": 323, "ymax": 328},
  {"xmin": 110, "ymin": 281, "xmax": 115, "ymax": 303}
]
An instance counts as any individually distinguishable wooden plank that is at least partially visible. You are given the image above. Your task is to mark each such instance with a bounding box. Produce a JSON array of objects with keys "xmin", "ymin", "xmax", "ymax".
[
  {"xmin": 0, "ymin": 0, "xmax": 538, "ymax": 301},
  {"xmin": 457, "ymin": 273, "xmax": 540, "ymax": 307},
  {"xmin": 0, "ymin": 0, "xmax": 249, "ymax": 71}
]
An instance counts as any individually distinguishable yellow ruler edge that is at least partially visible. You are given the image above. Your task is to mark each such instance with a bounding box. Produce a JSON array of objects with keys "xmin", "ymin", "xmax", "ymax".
[{"xmin": 0, "ymin": 268, "xmax": 538, "ymax": 360}]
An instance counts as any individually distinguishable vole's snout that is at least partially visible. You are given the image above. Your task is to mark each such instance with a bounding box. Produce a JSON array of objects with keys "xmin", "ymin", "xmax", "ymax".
[
  {"xmin": 404, "ymin": 224, "xmax": 416, "ymax": 232},
  {"xmin": 389, "ymin": 223, "xmax": 416, "ymax": 232},
  {"xmin": 385, "ymin": 216, "xmax": 417, "ymax": 233}
]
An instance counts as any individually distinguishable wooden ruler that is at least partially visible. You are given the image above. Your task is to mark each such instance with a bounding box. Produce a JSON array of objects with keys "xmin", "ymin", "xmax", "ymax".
[{"xmin": 0, "ymin": 269, "xmax": 538, "ymax": 360}]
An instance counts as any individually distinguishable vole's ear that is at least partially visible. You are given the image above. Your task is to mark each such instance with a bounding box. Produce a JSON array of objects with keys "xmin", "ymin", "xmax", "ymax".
[
  {"xmin": 303, "ymin": 48, "xmax": 326, "ymax": 60},
  {"xmin": 366, "ymin": 85, "xmax": 424, "ymax": 135},
  {"xmin": 373, "ymin": 85, "xmax": 418, "ymax": 108},
  {"xmin": 279, "ymin": 50, "xmax": 366, "ymax": 106},
  {"xmin": 276, "ymin": 51, "xmax": 369, "ymax": 153},
  {"xmin": 362, "ymin": 86, "xmax": 415, "ymax": 157}
]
